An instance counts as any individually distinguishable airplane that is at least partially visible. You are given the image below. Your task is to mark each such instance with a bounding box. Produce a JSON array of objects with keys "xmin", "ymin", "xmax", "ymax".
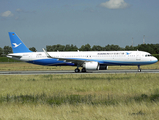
[{"xmin": 7, "ymin": 32, "xmax": 158, "ymax": 72}]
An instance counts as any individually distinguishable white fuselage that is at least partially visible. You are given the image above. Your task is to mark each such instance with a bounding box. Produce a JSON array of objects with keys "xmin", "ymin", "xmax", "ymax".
[{"xmin": 7, "ymin": 50, "xmax": 158, "ymax": 66}]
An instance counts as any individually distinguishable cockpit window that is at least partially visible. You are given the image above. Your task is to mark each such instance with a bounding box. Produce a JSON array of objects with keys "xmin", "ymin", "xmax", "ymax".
[{"xmin": 145, "ymin": 54, "xmax": 152, "ymax": 57}]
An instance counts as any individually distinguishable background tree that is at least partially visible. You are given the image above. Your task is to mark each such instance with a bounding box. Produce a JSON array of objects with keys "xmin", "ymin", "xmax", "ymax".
[
  {"xmin": 103, "ymin": 44, "xmax": 111, "ymax": 51},
  {"xmin": 3, "ymin": 46, "xmax": 12, "ymax": 55},
  {"xmin": 29, "ymin": 47, "xmax": 37, "ymax": 52},
  {"xmin": 110, "ymin": 45, "xmax": 121, "ymax": 51},
  {"xmin": 46, "ymin": 45, "xmax": 53, "ymax": 51},
  {"xmin": 53, "ymin": 44, "xmax": 65, "ymax": 51},
  {"xmin": 0, "ymin": 47, "xmax": 3, "ymax": 57},
  {"xmin": 64, "ymin": 44, "xmax": 71, "ymax": 51},
  {"xmin": 64, "ymin": 44, "xmax": 78, "ymax": 51},
  {"xmin": 92, "ymin": 45, "xmax": 103, "ymax": 51},
  {"xmin": 70, "ymin": 44, "xmax": 78, "ymax": 51},
  {"xmin": 79, "ymin": 44, "xmax": 91, "ymax": 51},
  {"xmin": 125, "ymin": 45, "xmax": 136, "ymax": 51},
  {"xmin": 103, "ymin": 44, "xmax": 123, "ymax": 51},
  {"xmin": 153, "ymin": 44, "xmax": 159, "ymax": 54},
  {"xmin": 1, "ymin": 43, "xmax": 159, "ymax": 55},
  {"xmin": 137, "ymin": 44, "xmax": 155, "ymax": 54},
  {"xmin": 46, "ymin": 44, "xmax": 65, "ymax": 51}
]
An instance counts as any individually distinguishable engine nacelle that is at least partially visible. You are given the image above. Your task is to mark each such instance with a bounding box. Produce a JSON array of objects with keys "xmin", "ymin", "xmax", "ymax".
[
  {"xmin": 83, "ymin": 62, "xmax": 99, "ymax": 70},
  {"xmin": 83, "ymin": 62, "xmax": 108, "ymax": 71}
]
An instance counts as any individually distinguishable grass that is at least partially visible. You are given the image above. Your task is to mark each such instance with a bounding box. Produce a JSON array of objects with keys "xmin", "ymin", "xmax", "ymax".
[
  {"xmin": 1, "ymin": 74, "xmax": 158, "ymax": 96},
  {"xmin": 0, "ymin": 103, "xmax": 159, "ymax": 120},
  {"xmin": 0, "ymin": 74, "xmax": 159, "ymax": 119},
  {"xmin": 0, "ymin": 57, "xmax": 21, "ymax": 62},
  {"xmin": 0, "ymin": 62, "xmax": 76, "ymax": 71},
  {"xmin": 0, "ymin": 62, "xmax": 159, "ymax": 71}
]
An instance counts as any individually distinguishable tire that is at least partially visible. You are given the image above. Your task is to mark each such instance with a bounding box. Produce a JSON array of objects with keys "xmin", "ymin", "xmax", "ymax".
[
  {"xmin": 81, "ymin": 68, "xmax": 86, "ymax": 72},
  {"xmin": 75, "ymin": 68, "xmax": 80, "ymax": 73}
]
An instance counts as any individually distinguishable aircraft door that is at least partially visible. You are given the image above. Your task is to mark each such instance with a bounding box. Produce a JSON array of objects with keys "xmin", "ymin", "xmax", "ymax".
[
  {"xmin": 136, "ymin": 52, "xmax": 141, "ymax": 60},
  {"xmin": 28, "ymin": 53, "xmax": 32, "ymax": 61},
  {"xmin": 21, "ymin": 53, "xmax": 32, "ymax": 61},
  {"xmin": 28, "ymin": 53, "xmax": 34, "ymax": 61}
]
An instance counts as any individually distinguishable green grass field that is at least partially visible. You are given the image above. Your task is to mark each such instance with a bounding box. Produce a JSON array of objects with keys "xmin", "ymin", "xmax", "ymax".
[
  {"xmin": 0, "ymin": 62, "xmax": 159, "ymax": 119},
  {"xmin": 0, "ymin": 73, "xmax": 159, "ymax": 119}
]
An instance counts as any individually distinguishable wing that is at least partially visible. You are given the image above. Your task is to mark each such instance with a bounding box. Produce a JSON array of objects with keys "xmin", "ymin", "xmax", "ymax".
[{"xmin": 42, "ymin": 48, "xmax": 91, "ymax": 66}]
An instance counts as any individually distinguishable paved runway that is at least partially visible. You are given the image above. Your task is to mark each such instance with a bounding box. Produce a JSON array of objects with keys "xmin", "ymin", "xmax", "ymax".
[{"xmin": 0, "ymin": 69, "xmax": 159, "ymax": 75}]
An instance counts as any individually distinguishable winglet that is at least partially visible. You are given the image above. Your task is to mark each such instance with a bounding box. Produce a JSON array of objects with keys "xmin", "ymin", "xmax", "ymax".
[{"xmin": 42, "ymin": 48, "xmax": 52, "ymax": 58}]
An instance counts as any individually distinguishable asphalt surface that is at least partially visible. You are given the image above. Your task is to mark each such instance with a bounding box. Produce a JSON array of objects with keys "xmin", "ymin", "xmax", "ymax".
[{"xmin": 0, "ymin": 69, "xmax": 159, "ymax": 75}]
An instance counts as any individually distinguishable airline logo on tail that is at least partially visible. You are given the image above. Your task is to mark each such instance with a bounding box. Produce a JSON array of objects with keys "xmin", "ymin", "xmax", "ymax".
[{"xmin": 12, "ymin": 43, "xmax": 22, "ymax": 48}]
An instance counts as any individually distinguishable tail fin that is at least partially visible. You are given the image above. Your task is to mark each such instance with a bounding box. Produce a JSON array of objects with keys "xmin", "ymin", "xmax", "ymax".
[{"xmin": 8, "ymin": 32, "xmax": 32, "ymax": 53}]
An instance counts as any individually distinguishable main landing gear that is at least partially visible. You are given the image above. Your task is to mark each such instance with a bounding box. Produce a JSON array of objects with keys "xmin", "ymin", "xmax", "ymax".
[
  {"xmin": 74, "ymin": 68, "xmax": 86, "ymax": 73},
  {"xmin": 75, "ymin": 68, "xmax": 80, "ymax": 73},
  {"xmin": 138, "ymin": 65, "xmax": 141, "ymax": 72},
  {"xmin": 81, "ymin": 68, "xmax": 86, "ymax": 72}
]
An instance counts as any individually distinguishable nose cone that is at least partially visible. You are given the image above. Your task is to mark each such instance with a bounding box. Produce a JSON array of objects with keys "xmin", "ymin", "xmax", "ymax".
[{"xmin": 152, "ymin": 56, "xmax": 158, "ymax": 63}]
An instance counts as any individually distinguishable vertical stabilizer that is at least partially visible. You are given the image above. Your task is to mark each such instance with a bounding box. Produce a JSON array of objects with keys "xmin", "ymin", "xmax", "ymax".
[{"xmin": 8, "ymin": 32, "xmax": 32, "ymax": 53}]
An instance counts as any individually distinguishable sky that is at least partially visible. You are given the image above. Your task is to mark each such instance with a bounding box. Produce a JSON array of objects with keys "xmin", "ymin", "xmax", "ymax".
[{"xmin": 0, "ymin": 0, "xmax": 159, "ymax": 51}]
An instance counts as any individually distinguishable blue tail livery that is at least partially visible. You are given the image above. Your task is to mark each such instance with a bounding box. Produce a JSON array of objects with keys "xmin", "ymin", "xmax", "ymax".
[{"xmin": 8, "ymin": 32, "xmax": 32, "ymax": 53}]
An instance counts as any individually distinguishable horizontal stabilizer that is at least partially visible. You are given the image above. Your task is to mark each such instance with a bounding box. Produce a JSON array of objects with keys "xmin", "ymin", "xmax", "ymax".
[{"xmin": 7, "ymin": 54, "xmax": 22, "ymax": 59}]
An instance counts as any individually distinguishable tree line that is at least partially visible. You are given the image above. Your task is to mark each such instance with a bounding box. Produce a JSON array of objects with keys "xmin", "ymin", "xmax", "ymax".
[{"xmin": 0, "ymin": 43, "xmax": 159, "ymax": 57}]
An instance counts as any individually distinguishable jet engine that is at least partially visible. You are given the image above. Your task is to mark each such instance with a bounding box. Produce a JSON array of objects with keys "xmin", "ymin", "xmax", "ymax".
[
  {"xmin": 82, "ymin": 62, "xmax": 99, "ymax": 70},
  {"xmin": 82, "ymin": 62, "xmax": 108, "ymax": 71}
]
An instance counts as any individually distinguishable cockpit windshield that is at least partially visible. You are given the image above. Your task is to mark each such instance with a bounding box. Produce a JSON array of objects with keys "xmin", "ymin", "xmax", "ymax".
[{"xmin": 145, "ymin": 54, "xmax": 152, "ymax": 57}]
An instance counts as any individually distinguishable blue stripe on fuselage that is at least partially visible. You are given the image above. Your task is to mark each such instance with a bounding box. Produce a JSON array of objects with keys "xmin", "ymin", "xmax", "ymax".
[
  {"xmin": 27, "ymin": 58, "xmax": 75, "ymax": 66},
  {"xmin": 27, "ymin": 58, "xmax": 157, "ymax": 66},
  {"xmin": 102, "ymin": 60, "xmax": 157, "ymax": 65}
]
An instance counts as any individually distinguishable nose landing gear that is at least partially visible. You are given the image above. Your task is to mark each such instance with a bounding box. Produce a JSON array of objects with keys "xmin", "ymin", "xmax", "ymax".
[{"xmin": 138, "ymin": 65, "xmax": 141, "ymax": 72}]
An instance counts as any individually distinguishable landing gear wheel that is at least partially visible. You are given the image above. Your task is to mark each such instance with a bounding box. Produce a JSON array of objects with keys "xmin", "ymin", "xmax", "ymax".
[
  {"xmin": 138, "ymin": 69, "xmax": 141, "ymax": 72},
  {"xmin": 81, "ymin": 68, "xmax": 86, "ymax": 72},
  {"xmin": 75, "ymin": 68, "xmax": 80, "ymax": 73},
  {"xmin": 137, "ymin": 65, "xmax": 141, "ymax": 72}
]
